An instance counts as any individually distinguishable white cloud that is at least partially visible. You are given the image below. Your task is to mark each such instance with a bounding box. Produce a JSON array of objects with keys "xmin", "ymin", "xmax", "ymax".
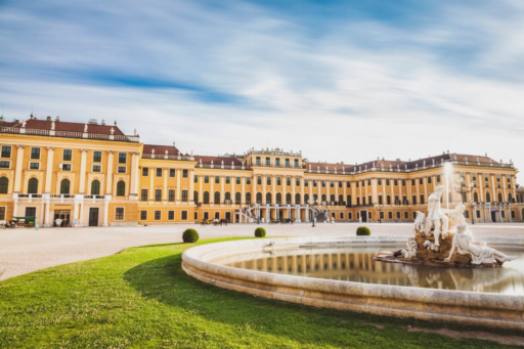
[{"xmin": 1, "ymin": 0, "xmax": 524, "ymax": 182}]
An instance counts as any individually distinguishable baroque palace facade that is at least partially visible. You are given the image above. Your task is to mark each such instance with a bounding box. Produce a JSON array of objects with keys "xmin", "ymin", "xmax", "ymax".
[{"xmin": 0, "ymin": 115, "xmax": 523, "ymax": 227}]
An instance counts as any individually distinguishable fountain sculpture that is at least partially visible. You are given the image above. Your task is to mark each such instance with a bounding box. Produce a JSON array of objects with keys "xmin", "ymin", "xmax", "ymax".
[{"xmin": 376, "ymin": 163, "xmax": 513, "ymax": 268}]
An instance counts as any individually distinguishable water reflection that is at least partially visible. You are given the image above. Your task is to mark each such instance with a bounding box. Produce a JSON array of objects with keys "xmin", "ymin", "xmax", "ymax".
[{"xmin": 230, "ymin": 250, "xmax": 524, "ymax": 295}]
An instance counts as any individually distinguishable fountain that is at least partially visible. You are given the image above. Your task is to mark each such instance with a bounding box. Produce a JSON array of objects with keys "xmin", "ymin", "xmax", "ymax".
[{"xmin": 376, "ymin": 162, "xmax": 513, "ymax": 267}]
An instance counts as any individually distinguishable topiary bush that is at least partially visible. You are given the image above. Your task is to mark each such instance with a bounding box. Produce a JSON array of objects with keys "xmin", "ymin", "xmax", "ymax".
[
  {"xmin": 182, "ymin": 228, "xmax": 199, "ymax": 243},
  {"xmin": 254, "ymin": 227, "xmax": 266, "ymax": 238},
  {"xmin": 356, "ymin": 226, "xmax": 371, "ymax": 236}
]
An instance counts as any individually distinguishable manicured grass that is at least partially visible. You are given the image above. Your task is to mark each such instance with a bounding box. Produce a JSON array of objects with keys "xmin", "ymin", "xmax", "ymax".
[{"xmin": 0, "ymin": 238, "xmax": 515, "ymax": 348}]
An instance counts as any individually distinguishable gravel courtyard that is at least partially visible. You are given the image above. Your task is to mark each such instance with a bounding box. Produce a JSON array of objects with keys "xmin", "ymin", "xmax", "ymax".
[{"xmin": 1, "ymin": 223, "xmax": 523, "ymax": 281}]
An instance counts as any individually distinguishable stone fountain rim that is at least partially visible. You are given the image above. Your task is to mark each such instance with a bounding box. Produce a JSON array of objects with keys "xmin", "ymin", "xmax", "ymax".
[{"xmin": 182, "ymin": 237, "xmax": 524, "ymax": 310}]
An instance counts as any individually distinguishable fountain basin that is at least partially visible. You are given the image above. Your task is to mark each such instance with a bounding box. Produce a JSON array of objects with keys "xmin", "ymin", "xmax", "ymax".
[{"xmin": 182, "ymin": 237, "xmax": 524, "ymax": 331}]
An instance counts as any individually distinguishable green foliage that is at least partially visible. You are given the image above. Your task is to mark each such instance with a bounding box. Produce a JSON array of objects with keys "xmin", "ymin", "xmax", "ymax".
[
  {"xmin": 182, "ymin": 228, "xmax": 199, "ymax": 243},
  {"xmin": 0, "ymin": 239, "xmax": 505, "ymax": 349},
  {"xmin": 254, "ymin": 227, "xmax": 266, "ymax": 238},
  {"xmin": 356, "ymin": 226, "xmax": 371, "ymax": 236}
]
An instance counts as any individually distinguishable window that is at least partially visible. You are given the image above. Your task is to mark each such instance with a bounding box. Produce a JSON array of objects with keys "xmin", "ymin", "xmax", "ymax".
[
  {"xmin": 142, "ymin": 167, "xmax": 149, "ymax": 176},
  {"xmin": 236, "ymin": 177, "xmax": 241, "ymax": 185},
  {"xmin": 294, "ymin": 159, "xmax": 299, "ymax": 167},
  {"xmin": 275, "ymin": 158, "xmax": 281, "ymax": 166},
  {"xmin": 31, "ymin": 147, "xmax": 40, "ymax": 160},
  {"xmin": 63, "ymin": 149, "xmax": 72, "ymax": 161},
  {"xmin": 0, "ymin": 177, "xmax": 8, "ymax": 194},
  {"xmin": 140, "ymin": 210, "xmax": 147, "ymax": 220},
  {"xmin": 181, "ymin": 211, "xmax": 188, "ymax": 220},
  {"xmin": 183, "ymin": 169, "xmax": 188, "ymax": 178},
  {"xmin": 256, "ymin": 157, "xmax": 261, "ymax": 165},
  {"xmin": 194, "ymin": 191, "xmax": 199, "ymax": 203},
  {"xmin": 27, "ymin": 178, "xmax": 38, "ymax": 194},
  {"xmin": 257, "ymin": 176, "xmax": 262, "ymax": 185},
  {"xmin": 203, "ymin": 192, "xmax": 210, "ymax": 204},
  {"xmin": 204, "ymin": 176, "xmax": 209, "ymax": 183},
  {"xmin": 92, "ymin": 164, "xmax": 101, "ymax": 173},
  {"xmin": 155, "ymin": 189, "xmax": 162, "ymax": 201},
  {"xmin": 168, "ymin": 190, "xmax": 175, "ymax": 202},
  {"xmin": 1, "ymin": 146, "xmax": 11, "ymax": 158},
  {"xmin": 194, "ymin": 175, "xmax": 198, "ymax": 183},
  {"xmin": 286, "ymin": 177, "xmax": 291, "ymax": 186},
  {"xmin": 420, "ymin": 195, "xmax": 425, "ymax": 204},
  {"xmin": 93, "ymin": 151, "xmax": 102, "ymax": 163},
  {"xmin": 117, "ymin": 166, "xmax": 126, "ymax": 173},
  {"xmin": 276, "ymin": 177, "xmax": 281, "ymax": 186},
  {"xmin": 170, "ymin": 169, "xmax": 176, "ymax": 177},
  {"xmin": 90, "ymin": 180, "xmax": 100, "ymax": 196},
  {"xmin": 412, "ymin": 196, "xmax": 417, "ymax": 205},
  {"xmin": 60, "ymin": 179, "xmax": 70, "ymax": 195},
  {"xmin": 116, "ymin": 180, "xmax": 126, "ymax": 196},
  {"xmin": 182, "ymin": 190, "xmax": 188, "ymax": 202},
  {"xmin": 285, "ymin": 158, "xmax": 290, "ymax": 167},
  {"xmin": 246, "ymin": 178, "xmax": 251, "ymax": 185},
  {"xmin": 115, "ymin": 207, "xmax": 124, "ymax": 220},
  {"xmin": 267, "ymin": 177, "xmax": 271, "ymax": 185},
  {"xmin": 0, "ymin": 206, "xmax": 5, "ymax": 220},
  {"xmin": 30, "ymin": 162, "xmax": 40, "ymax": 170},
  {"xmin": 235, "ymin": 192, "xmax": 241, "ymax": 204},
  {"xmin": 486, "ymin": 192, "xmax": 491, "ymax": 203},
  {"xmin": 214, "ymin": 191, "xmax": 220, "ymax": 203},
  {"xmin": 154, "ymin": 210, "xmax": 161, "ymax": 220},
  {"xmin": 156, "ymin": 168, "xmax": 162, "ymax": 177},
  {"xmin": 246, "ymin": 193, "xmax": 252, "ymax": 204},
  {"xmin": 265, "ymin": 157, "xmax": 270, "ymax": 166},
  {"xmin": 141, "ymin": 189, "xmax": 148, "ymax": 201},
  {"xmin": 226, "ymin": 176, "xmax": 231, "ymax": 184},
  {"xmin": 0, "ymin": 161, "xmax": 9, "ymax": 169},
  {"xmin": 168, "ymin": 210, "xmax": 175, "ymax": 220},
  {"xmin": 215, "ymin": 176, "xmax": 220, "ymax": 184},
  {"xmin": 118, "ymin": 152, "xmax": 126, "ymax": 164}
]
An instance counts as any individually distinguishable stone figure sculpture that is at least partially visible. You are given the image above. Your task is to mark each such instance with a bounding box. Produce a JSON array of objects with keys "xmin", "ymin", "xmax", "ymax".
[
  {"xmin": 376, "ymin": 186, "xmax": 512, "ymax": 268},
  {"xmin": 445, "ymin": 224, "xmax": 513, "ymax": 265}
]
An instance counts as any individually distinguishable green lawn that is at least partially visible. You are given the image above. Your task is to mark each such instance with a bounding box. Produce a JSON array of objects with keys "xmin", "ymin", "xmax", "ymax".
[{"xmin": 0, "ymin": 238, "xmax": 515, "ymax": 349}]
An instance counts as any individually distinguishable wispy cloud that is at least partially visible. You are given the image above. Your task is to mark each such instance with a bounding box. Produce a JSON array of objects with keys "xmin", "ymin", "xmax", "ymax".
[{"xmin": 1, "ymin": 0, "xmax": 524, "ymax": 180}]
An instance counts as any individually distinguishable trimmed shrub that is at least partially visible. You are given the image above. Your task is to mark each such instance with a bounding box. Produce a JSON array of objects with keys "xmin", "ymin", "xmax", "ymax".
[
  {"xmin": 254, "ymin": 227, "xmax": 266, "ymax": 238},
  {"xmin": 356, "ymin": 226, "xmax": 371, "ymax": 236},
  {"xmin": 182, "ymin": 228, "xmax": 199, "ymax": 243}
]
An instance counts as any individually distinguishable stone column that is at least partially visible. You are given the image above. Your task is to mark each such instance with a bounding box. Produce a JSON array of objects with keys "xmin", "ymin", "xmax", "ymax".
[
  {"xmin": 44, "ymin": 147, "xmax": 54, "ymax": 194},
  {"xmin": 291, "ymin": 177, "xmax": 296, "ymax": 204},
  {"xmin": 103, "ymin": 195, "xmax": 110, "ymax": 226},
  {"xmin": 189, "ymin": 171, "xmax": 195, "ymax": 202},
  {"xmin": 371, "ymin": 178, "xmax": 378, "ymax": 205},
  {"xmin": 105, "ymin": 152, "xmax": 114, "ymax": 194},
  {"xmin": 210, "ymin": 177, "xmax": 215, "ymax": 204},
  {"xmin": 231, "ymin": 177, "xmax": 236, "ymax": 204},
  {"xmin": 220, "ymin": 176, "xmax": 225, "ymax": 204},
  {"xmin": 241, "ymin": 177, "xmax": 246, "ymax": 204},
  {"xmin": 79, "ymin": 150, "xmax": 87, "ymax": 194},
  {"xmin": 300, "ymin": 178, "xmax": 305, "ymax": 205},
  {"xmin": 162, "ymin": 168, "xmax": 168, "ymax": 201},
  {"xmin": 176, "ymin": 168, "xmax": 181, "ymax": 203},
  {"xmin": 13, "ymin": 145, "xmax": 24, "ymax": 193},
  {"xmin": 129, "ymin": 152, "xmax": 139, "ymax": 199},
  {"xmin": 262, "ymin": 176, "xmax": 267, "ymax": 204}
]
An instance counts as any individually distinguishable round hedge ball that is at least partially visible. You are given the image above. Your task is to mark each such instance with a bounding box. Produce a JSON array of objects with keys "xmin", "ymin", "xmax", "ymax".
[
  {"xmin": 182, "ymin": 228, "xmax": 199, "ymax": 243},
  {"xmin": 254, "ymin": 227, "xmax": 266, "ymax": 238},
  {"xmin": 356, "ymin": 226, "xmax": 371, "ymax": 236}
]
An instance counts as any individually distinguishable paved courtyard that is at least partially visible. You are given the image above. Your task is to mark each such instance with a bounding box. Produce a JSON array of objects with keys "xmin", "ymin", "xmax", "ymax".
[{"xmin": 1, "ymin": 223, "xmax": 523, "ymax": 281}]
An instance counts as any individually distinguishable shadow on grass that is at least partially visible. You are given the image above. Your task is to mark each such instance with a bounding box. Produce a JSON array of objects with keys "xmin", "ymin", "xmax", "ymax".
[{"xmin": 122, "ymin": 252, "xmax": 502, "ymax": 349}]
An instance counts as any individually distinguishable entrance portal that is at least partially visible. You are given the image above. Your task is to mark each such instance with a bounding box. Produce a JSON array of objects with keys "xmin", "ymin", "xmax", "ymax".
[
  {"xmin": 360, "ymin": 210, "xmax": 368, "ymax": 222},
  {"xmin": 54, "ymin": 210, "xmax": 71, "ymax": 227},
  {"xmin": 89, "ymin": 208, "xmax": 99, "ymax": 226}
]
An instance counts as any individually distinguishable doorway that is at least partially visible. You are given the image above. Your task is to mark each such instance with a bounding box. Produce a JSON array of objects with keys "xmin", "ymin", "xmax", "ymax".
[
  {"xmin": 491, "ymin": 211, "xmax": 497, "ymax": 223},
  {"xmin": 54, "ymin": 210, "xmax": 71, "ymax": 227},
  {"xmin": 89, "ymin": 208, "xmax": 99, "ymax": 227},
  {"xmin": 360, "ymin": 210, "xmax": 368, "ymax": 222}
]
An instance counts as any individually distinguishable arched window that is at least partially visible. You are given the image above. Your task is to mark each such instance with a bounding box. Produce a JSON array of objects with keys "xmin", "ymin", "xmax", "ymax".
[
  {"xmin": 330, "ymin": 195, "xmax": 335, "ymax": 203},
  {"xmin": 60, "ymin": 179, "xmax": 70, "ymax": 195},
  {"xmin": 0, "ymin": 176, "xmax": 8, "ymax": 194},
  {"xmin": 508, "ymin": 193, "xmax": 513, "ymax": 203},
  {"xmin": 27, "ymin": 178, "xmax": 38, "ymax": 194},
  {"xmin": 286, "ymin": 193, "xmax": 292, "ymax": 204},
  {"xmin": 486, "ymin": 192, "xmax": 491, "ymax": 203},
  {"xmin": 313, "ymin": 194, "xmax": 318, "ymax": 204},
  {"xmin": 265, "ymin": 193, "xmax": 272, "ymax": 204},
  {"xmin": 276, "ymin": 193, "xmax": 282, "ymax": 204},
  {"xmin": 256, "ymin": 192, "xmax": 262, "ymax": 204},
  {"xmin": 473, "ymin": 192, "xmax": 479, "ymax": 203},
  {"xmin": 116, "ymin": 180, "xmax": 126, "ymax": 196},
  {"xmin": 235, "ymin": 192, "xmax": 241, "ymax": 204},
  {"xmin": 214, "ymin": 191, "xmax": 220, "ymax": 204},
  {"xmin": 225, "ymin": 192, "xmax": 231, "ymax": 203},
  {"xmin": 203, "ymin": 191, "xmax": 210, "ymax": 204},
  {"xmin": 295, "ymin": 193, "xmax": 301, "ymax": 205},
  {"xmin": 90, "ymin": 180, "xmax": 101, "ymax": 196},
  {"xmin": 338, "ymin": 195, "xmax": 343, "ymax": 205},
  {"xmin": 321, "ymin": 194, "xmax": 327, "ymax": 203},
  {"xmin": 304, "ymin": 194, "xmax": 310, "ymax": 204},
  {"xmin": 194, "ymin": 191, "xmax": 199, "ymax": 204},
  {"xmin": 498, "ymin": 193, "xmax": 503, "ymax": 203},
  {"xmin": 246, "ymin": 193, "xmax": 252, "ymax": 204}
]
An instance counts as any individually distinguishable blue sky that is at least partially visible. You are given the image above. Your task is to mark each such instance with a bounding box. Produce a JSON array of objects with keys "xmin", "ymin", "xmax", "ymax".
[{"xmin": 1, "ymin": 0, "xmax": 524, "ymax": 181}]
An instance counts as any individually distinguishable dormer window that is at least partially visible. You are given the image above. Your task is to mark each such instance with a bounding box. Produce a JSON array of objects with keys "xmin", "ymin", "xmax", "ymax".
[
  {"xmin": 31, "ymin": 147, "xmax": 40, "ymax": 160},
  {"xmin": 63, "ymin": 149, "xmax": 72, "ymax": 161}
]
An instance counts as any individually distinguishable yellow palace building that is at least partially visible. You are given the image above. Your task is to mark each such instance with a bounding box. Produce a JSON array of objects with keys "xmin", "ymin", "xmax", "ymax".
[{"xmin": 1, "ymin": 115, "xmax": 523, "ymax": 227}]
